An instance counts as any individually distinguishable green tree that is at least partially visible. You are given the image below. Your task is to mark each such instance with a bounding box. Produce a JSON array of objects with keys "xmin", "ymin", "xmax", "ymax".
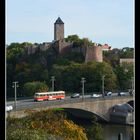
[
  {"xmin": 7, "ymin": 43, "xmax": 26, "ymax": 63},
  {"xmin": 23, "ymin": 81, "xmax": 49, "ymax": 97},
  {"xmin": 120, "ymin": 47, "xmax": 134, "ymax": 58},
  {"xmin": 65, "ymin": 34, "xmax": 79, "ymax": 42},
  {"xmin": 86, "ymin": 116, "xmax": 103, "ymax": 140},
  {"xmin": 114, "ymin": 63, "xmax": 134, "ymax": 91},
  {"xmin": 50, "ymin": 61, "xmax": 117, "ymax": 93},
  {"xmin": 65, "ymin": 35, "xmax": 93, "ymax": 48},
  {"xmin": 103, "ymin": 49, "xmax": 120, "ymax": 68}
]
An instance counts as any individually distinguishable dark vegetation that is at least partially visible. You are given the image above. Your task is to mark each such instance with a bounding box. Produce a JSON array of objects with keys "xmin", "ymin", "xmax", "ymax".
[
  {"xmin": 7, "ymin": 109, "xmax": 104, "ymax": 140},
  {"xmin": 6, "ymin": 35, "xmax": 134, "ymax": 98}
]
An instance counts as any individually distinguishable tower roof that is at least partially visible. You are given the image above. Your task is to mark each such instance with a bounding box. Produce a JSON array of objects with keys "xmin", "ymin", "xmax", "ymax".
[{"xmin": 54, "ymin": 17, "xmax": 64, "ymax": 24}]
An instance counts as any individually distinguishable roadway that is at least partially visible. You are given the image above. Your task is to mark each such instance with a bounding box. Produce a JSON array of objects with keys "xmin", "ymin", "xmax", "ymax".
[{"xmin": 6, "ymin": 92, "xmax": 132, "ymax": 111}]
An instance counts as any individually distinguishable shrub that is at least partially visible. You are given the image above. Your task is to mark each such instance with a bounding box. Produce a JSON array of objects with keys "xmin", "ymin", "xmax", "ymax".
[{"xmin": 7, "ymin": 109, "xmax": 88, "ymax": 140}]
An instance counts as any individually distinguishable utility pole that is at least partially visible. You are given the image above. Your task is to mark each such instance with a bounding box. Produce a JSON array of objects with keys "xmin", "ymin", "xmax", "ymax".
[
  {"xmin": 12, "ymin": 81, "xmax": 19, "ymax": 110},
  {"xmin": 51, "ymin": 76, "xmax": 55, "ymax": 91},
  {"xmin": 81, "ymin": 77, "xmax": 86, "ymax": 101},
  {"xmin": 102, "ymin": 75, "xmax": 105, "ymax": 97}
]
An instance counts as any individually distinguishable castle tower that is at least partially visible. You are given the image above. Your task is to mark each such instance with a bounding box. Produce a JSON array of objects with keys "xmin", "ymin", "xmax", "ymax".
[
  {"xmin": 54, "ymin": 17, "xmax": 64, "ymax": 41},
  {"xmin": 85, "ymin": 46, "xmax": 103, "ymax": 63}
]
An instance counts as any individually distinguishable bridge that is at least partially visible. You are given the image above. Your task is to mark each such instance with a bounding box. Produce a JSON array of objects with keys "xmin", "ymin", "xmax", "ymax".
[{"xmin": 9, "ymin": 96, "xmax": 133, "ymax": 122}]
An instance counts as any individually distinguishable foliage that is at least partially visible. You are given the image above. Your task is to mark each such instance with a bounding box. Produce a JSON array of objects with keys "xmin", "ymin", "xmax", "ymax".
[
  {"xmin": 103, "ymin": 47, "xmax": 134, "ymax": 68},
  {"xmin": 6, "ymin": 43, "xmax": 50, "ymax": 97},
  {"xmin": 85, "ymin": 116, "xmax": 103, "ymax": 140},
  {"xmin": 50, "ymin": 61, "xmax": 117, "ymax": 92},
  {"xmin": 120, "ymin": 47, "xmax": 134, "ymax": 58},
  {"xmin": 103, "ymin": 49, "xmax": 120, "ymax": 68},
  {"xmin": 15, "ymin": 63, "xmax": 49, "ymax": 83},
  {"xmin": 65, "ymin": 34, "xmax": 79, "ymax": 42},
  {"xmin": 6, "ymin": 42, "xmax": 134, "ymax": 98},
  {"xmin": 54, "ymin": 57, "xmax": 71, "ymax": 66},
  {"xmin": 7, "ymin": 128, "xmax": 57, "ymax": 140},
  {"xmin": 114, "ymin": 63, "xmax": 134, "ymax": 91},
  {"xmin": 60, "ymin": 52, "xmax": 85, "ymax": 63},
  {"xmin": 7, "ymin": 43, "xmax": 26, "ymax": 62},
  {"xmin": 7, "ymin": 109, "xmax": 88, "ymax": 140},
  {"xmin": 65, "ymin": 35, "xmax": 93, "ymax": 47},
  {"xmin": 23, "ymin": 81, "xmax": 49, "ymax": 96}
]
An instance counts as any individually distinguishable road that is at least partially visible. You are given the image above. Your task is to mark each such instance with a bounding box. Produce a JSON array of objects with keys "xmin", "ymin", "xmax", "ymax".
[{"xmin": 6, "ymin": 92, "xmax": 131, "ymax": 111}]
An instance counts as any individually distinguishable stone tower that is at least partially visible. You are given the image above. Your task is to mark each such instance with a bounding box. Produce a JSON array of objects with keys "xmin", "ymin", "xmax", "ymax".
[
  {"xmin": 85, "ymin": 45, "xmax": 103, "ymax": 63},
  {"xmin": 54, "ymin": 17, "xmax": 64, "ymax": 41}
]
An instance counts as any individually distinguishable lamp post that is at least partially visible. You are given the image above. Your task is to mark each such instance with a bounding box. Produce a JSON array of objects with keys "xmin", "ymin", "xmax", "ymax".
[
  {"xmin": 12, "ymin": 81, "xmax": 19, "ymax": 110},
  {"xmin": 81, "ymin": 77, "xmax": 86, "ymax": 101},
  {"xmin": 102, "ymin": 75, "xmax": 105, "ymax": 97},
  {"xmin": 51, "ymin": 76, "xmax": 55, "ymax": 91}
]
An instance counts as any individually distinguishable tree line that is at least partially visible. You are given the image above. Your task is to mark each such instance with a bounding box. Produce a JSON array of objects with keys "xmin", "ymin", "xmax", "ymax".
[{"xmin": 6, "ymin": 35, "xmax": 134, "ymax": 98}]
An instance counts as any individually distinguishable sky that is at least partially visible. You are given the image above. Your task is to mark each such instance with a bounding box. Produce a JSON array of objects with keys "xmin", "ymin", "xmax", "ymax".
[{"xmin": 6, "ymin": 0, "xmax": 134, "ymax": 49}]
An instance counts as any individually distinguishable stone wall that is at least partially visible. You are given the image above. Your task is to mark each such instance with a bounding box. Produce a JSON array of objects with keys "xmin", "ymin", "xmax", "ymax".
[
  {"xmin": 54, "ymin": 24, "xmax": 64, "ymax": 40},
  {"xmin": 58, "ymin": 39, "xmax": 73, "ymax": 54},
  {"xmin": 9, "ymin": 96, "xmax": 133, "ymax": 121},
  {"xmin": 85, "ymin": 46, "xmax": 103, "ymax": 63}
]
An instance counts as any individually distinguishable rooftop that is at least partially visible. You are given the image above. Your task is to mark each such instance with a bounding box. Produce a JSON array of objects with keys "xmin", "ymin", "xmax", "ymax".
[{"xmin": 54, "ymin": 17, "xmax": 64, "ymax": 24}]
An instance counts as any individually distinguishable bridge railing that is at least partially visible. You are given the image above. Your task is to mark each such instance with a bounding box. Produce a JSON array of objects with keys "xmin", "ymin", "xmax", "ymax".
[{"xmin": 14, "ymin": 95, "xmax": 133, "ymax": 111}]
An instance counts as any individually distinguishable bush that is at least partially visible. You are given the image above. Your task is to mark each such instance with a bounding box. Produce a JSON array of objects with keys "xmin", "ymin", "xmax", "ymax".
[
  {"xmin": 7, "ymin": 109, "xmax": 88, "ymax": 140},
  {"xmin": 23, "ymin": 81, "xmax": 49, "ymax": 97},
  {"xmin": 86, "ymin": 116, "xmax": 103, "ymax": 140},
  {"xmin": 7, "ymin": 128, "xmax": 58, "ymax": 140}
]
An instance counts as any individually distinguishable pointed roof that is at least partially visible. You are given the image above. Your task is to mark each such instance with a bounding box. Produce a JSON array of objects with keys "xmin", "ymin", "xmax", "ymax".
[{"xmin": 54, "ymin": 17, "xmax": 64, "ymax": 24}]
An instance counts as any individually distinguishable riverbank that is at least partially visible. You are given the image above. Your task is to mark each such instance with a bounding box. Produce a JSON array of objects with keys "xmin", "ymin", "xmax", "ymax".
[
  {"xmin": 6, "ymin": 108, "xmax": 134, "ymax": 140},
  {"xmin": 6, "ymin": 109, "xmax": 107, "ymax": 140},
  {"xmin": 65, "ymin": 113, "xmax": 134, "ymax": 140}
]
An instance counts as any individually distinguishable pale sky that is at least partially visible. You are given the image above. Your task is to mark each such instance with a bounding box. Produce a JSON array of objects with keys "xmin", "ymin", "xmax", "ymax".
[{"xmin": 6, "ymin": 0, "xmax": 134, "ymax": 48}]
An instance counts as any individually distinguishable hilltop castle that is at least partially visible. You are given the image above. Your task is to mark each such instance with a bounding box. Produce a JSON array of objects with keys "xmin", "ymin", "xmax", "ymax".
[{"xmin": 25, "ymin": 17, "xmax": 111, "ymax": 62}]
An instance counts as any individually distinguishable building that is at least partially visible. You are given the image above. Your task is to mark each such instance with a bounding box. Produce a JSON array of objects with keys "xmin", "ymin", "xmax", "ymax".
[
  {"xmin": 102, "ymin": 44, "xmax": 111, "ymax": 51},
  {"xmin": 25, "ymin": 17, "xmax": 112, "ymax": 63},
  {"xmin": 54, "ymin": 17, "xmax": 64, "ymax": 41},
  {"xmin": 110, "ymin": 103, "xmax": 134, "ymax": 124},
  {"xmin": 85, "ymin": 45, "xmax": 103, "ymax": 62},
  {"xmin": 120, "ymin": 58, "xmax": 134, "ymax": 65}
]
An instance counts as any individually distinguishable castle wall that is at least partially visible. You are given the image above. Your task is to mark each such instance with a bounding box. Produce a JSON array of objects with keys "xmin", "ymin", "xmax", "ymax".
[
  {"xmin": 22, "ymin": 18, "xmax": 107, "ymax": 63},
  {"xmin": 58, "ymin": 39, "xmax": 73, "ymax": 54},
  {"xmin": 39, "ymin": 42, "xmax": 51, "ymax": 51},
  {"xmin": 71, "ymin": 46, "xmax": 86, "ymax": 56},
  {"xmin": 25, "ymin": 45, "xmax": 38, "ymax": 55},
  {"xmin": 85, "ymin": 46, "xmax": 103, "ymax": 63}
]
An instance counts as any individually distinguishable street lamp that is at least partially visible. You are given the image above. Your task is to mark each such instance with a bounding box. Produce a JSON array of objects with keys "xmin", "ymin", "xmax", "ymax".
[
  {"xmin": 12, "ymin": 81, "xmax": 19, "ymax": 110},
  {"xmin": 51, "ymin": 76, "xmax": 55, "ymax": 91},
  {"xmin": 81, "ymin": 77, "xmax": 86, "ymax": 101},
  {"xmin": 102, "ymin": 75, "xmax": 105, "ymax": 97}
]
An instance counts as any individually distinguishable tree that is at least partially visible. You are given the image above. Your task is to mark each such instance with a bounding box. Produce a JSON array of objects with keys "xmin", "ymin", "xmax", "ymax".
[
  {"xmin": 65, "ymin": 34, "xmax": 79, "ymax": 42},
  {"xmin": 114, "ymin": 63, "xmax": 134, "ymax": 91},
  {"xmin": 50, "ymin": 61, "xmax": 117, "ymax": 93},
  {"xmin": 65, "ymin": 35, "xmax": 93, "ymax": 48},
  {"xmin": 103, "ymin": 47, "xmax": 134, "ymax": 68},
  {"xmin": 7, "ymin": 43, "xmax": 26, "ymax": 63},
  {"xmin": 86, "ymin": 116, "xmax": 103, "ymax": 140},
  {"xmin": 23, "ymin": 81, "xmax": 49, "ymax": 97},
  {"xmin": 120, "ymin": 47, "xmax": 134, "ymax": 58},
  {"xmin": 103, "ymin": 49, "xmax": 120, "ymax": 68}
]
